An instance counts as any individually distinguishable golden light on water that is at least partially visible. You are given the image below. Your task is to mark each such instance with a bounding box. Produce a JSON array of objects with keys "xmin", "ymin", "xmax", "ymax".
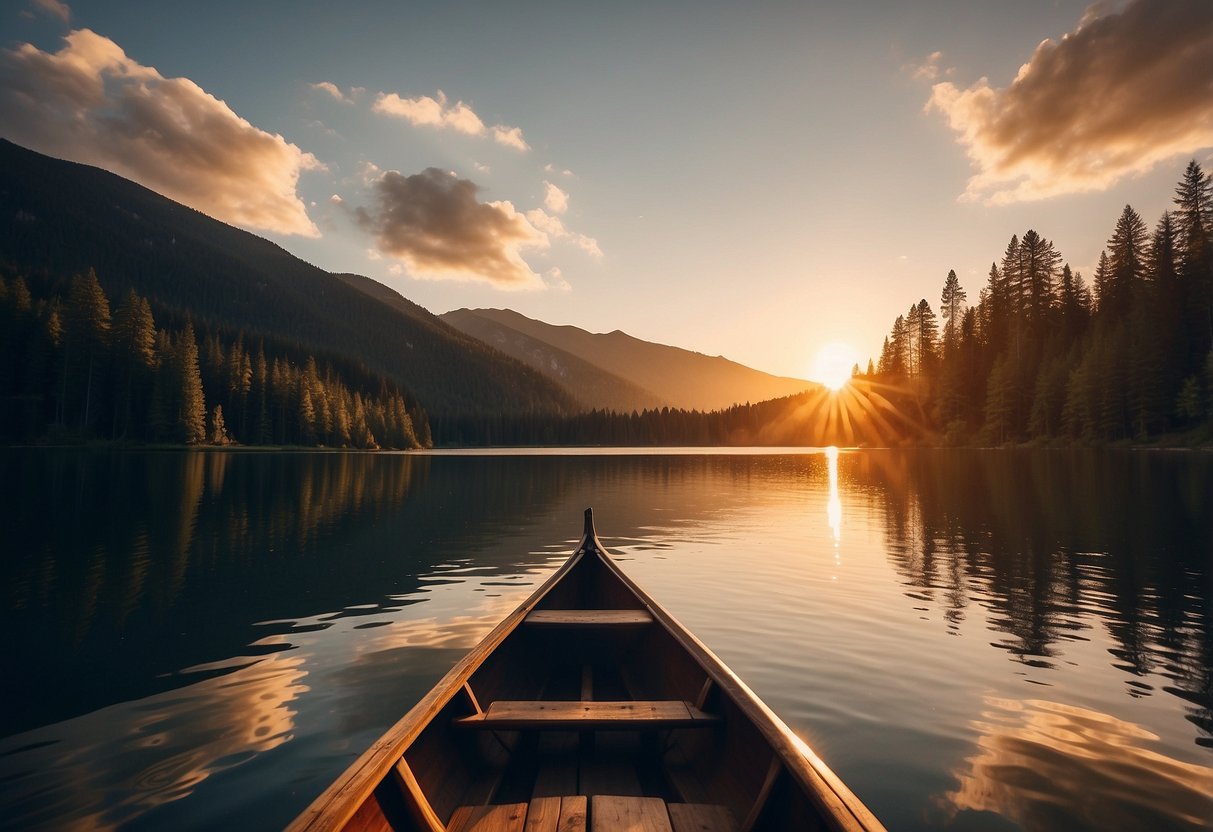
[{"xmin": 826, "ymin": 445, "xmax": 841, "ymax": 545}]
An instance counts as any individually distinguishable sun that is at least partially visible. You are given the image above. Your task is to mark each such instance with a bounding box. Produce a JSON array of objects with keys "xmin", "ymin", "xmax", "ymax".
[{"xmin": 811, "ymin": 341, "xmax": 860, "ymax": 391}]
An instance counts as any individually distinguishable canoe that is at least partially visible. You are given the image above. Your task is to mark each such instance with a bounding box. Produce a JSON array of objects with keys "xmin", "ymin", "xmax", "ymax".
[{"xmin": 289, "ymin": 509, "xmax": 886, "ymax": 832}]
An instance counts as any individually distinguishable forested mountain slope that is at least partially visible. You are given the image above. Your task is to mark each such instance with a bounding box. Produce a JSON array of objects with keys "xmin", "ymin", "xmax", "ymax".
[
  {"xmin": 443, "ymin": 308, "xmax": 815, "ymax": 412},
  {"xmin": 0, "ymin": 139, "xmax": 574, "ymax": 419},
  {"xmin": 437, "ymin": 307, "xmax": 665, "ymax": 412}
]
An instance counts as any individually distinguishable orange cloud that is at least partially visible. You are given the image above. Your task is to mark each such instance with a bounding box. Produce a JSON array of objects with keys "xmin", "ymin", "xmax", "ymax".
[
  {"xmin": 309, "ymin": 81, "xmax": 350, "ymax": 103},
  {"xmin": 373, "ymin": 89, "xmax": 529, "ymax": 150},
  {"xmin": 356, "ymin": 168, "xmax": 548, "ymax": 288},
  {"xmin": 0, "ymin": 29, "xmax": 322, "ymax": 236},
  {"xmin": 927, "ymin": 0, "xmax": 1213, "ymax": 204}
]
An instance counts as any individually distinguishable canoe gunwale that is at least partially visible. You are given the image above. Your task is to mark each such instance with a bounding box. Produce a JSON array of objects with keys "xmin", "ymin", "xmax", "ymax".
[
  {"xmin": 287, "ymin": 508, "xmax": 886, "ymax": 832},
  {"xmin": 286, "ymin": 535, "xmax": 591, "ymax": 832},
  {"xmin": 586, "ymin": 525, "xmax": 886, "ymax": 832}
]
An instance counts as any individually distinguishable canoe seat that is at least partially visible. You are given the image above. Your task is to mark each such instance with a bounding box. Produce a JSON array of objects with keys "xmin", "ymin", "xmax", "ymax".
[
  {"xmin": 446, "ymin": 796, "xmax": 735, "ymax": 832},
  {"xmin": 524, "ymin": 609, "xmax": 654, "ymax": 628},
  {"xmin": 453, "ymin": 700, "xmax": 719, "ymax": 731}
]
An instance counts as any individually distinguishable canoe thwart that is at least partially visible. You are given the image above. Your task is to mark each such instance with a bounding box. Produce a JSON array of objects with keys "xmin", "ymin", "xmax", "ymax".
[
  {"xmin": 524, "ymin": 610, "xmax": 654, "ymax": 628},
  {"xmin": 454, "ymin": 700, "xmax": 719, "ymax": 731}
]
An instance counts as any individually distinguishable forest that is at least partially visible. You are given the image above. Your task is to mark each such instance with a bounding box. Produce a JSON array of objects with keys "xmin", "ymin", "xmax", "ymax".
[
  {"xmin": 0, "ymin": 269, "xmax": 429, "ymax": 448},
  {"xmin": 2, "ymin": 158, "xmax": 1210, "ymax": 449},
  {"xmin": 864, "ymin": 160, "xmax": 1213, "ymax": 444}
]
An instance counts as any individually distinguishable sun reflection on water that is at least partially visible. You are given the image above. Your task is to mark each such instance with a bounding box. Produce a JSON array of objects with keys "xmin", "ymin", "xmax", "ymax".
[{"xmin": 826, "ymin": 446, "xmax": 842, "ymax": 547}]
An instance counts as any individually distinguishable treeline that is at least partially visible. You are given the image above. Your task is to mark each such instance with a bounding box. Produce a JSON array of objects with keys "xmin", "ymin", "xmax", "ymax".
[
  {"xmin": 868, "ymin": 160, "xmax": 1213, "ymax": 444},
  {"xmin": 0, "ymin": 269, "xmax": 430, "ymax": 448},
  {"xmin": 435, "ymin": 382, "xmax": 902, "ymax": 447}
]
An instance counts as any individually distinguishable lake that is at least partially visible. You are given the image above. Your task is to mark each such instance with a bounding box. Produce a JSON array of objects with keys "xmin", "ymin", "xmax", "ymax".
[{"xmin": 1, "ymin": 448, "xmax": 1210, "ymax": 831}]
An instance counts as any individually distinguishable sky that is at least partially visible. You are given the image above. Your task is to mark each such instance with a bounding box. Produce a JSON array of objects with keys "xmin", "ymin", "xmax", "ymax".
[{"xmin": 2, "ymin": 0, "xmax": 1211, "ymax": 381}]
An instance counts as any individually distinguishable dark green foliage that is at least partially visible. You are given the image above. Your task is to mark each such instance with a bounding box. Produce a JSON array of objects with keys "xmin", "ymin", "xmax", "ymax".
[
  {"xmin": 0, "ymin": 276, "xmax": 427, "ymax": 449},
  {"xmin": 871, "ymin": 160, "xmax": 1213, "ymax": 444}
]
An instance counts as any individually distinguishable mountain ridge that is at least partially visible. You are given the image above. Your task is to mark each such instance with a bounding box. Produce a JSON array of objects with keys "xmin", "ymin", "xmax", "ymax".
[
  {"xmin": 0, "ymin": 138, "xmax": 575, "ymax": 421},
  {"xmin": 442, "ymin": 307, "xmax": 817, "ymax": 412}
]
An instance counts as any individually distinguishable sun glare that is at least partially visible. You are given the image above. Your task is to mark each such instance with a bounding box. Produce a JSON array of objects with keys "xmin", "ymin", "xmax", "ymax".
[{"xmin": 811, "ymin": 341, "xmax": 859, "ymax": 391}]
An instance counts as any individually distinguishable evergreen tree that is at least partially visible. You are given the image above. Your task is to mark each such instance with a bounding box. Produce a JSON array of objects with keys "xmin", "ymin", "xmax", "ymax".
[
  {"xmin": 915, "ymin": 299, "xmax": 939, "ymax": 376},
  {"xmin": 110, "ymin": 289, "xmax": 156, "ymax": 439},
  {"xmin": 175, "ymin": 322, "xmax": 207, "ymax": 444},
  {"xmin": 940, "ymin": 269, "xmax": 966, "ymax": 354},
  {"xmin": 60, "ymin": 269, "xmax": 112, "ymax": 432},
  {"xmin": 889, "ymin": 316, "xmax": 908, "ymax": 376},
  {"xmin": 1103, "ymin": 205, "xmax": 1149, "ymax": 319},
  {"xmin": 1173, "ymin": 161, "xmax": 1213, "ymax": 368},
  {"xmin": 1018, "ymin": 230, "xmax": 1062, "ymax": 327}
]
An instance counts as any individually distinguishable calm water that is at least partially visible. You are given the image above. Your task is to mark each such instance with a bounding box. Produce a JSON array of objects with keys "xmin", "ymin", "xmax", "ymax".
[{"xmin": 1, "ymin": 448, "xmax": 1211, "ymax": 831}]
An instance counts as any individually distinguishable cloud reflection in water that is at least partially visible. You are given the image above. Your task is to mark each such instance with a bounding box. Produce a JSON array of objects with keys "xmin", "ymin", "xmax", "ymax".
[
  {"xmin": 0, "ymin": 652, "xmax": 307, "ymax": 831},
  {"xmin": 941, "ymin": 696, "xmax": 1213, "ymax": 831}
]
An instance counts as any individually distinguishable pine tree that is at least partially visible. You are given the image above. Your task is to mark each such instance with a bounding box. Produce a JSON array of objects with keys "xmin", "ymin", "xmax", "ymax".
[
  {"xmin": 915, "ymin": 299, "xmax": 939, "ymax": 376},
  {"xmin": 176, "ymin": 322, "xmax": 207, "ymax": 444},
  {"xmin": 889, "ymin": 316, "xmax": 908, "ymax": 376},
  {"xmin": 1104, "ymin": 205, "xmax": 1149, "ymax": 320},
  {"xmin": 110, "ymin": 289, "xmax": 156, "ymax": 439},
  {"xmin": 1058, "ymin": 265, "xmax": 1090, "ymax": 340},
  {"xmin": 209, "ymin": 403, "xmax": 231, "ymax": 445},
  {"xmin": 1018, "ymin": 230, "xmax": 1062, "ymax": 327},
  {"xmin": 940, "ymin": 269, "xmax": 966, "ymax": 354},
  {"xmin": 61, "ymin": 269, "xmax": 112, "ymax": 432},
  {"xmin": 1173, "ymin": 161, "xmax": 1213, "ymax": 368}
]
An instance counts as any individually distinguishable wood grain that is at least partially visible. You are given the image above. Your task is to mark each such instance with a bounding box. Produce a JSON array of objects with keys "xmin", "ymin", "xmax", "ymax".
[
  {"xmin": 456, "ymin": 701, "xmax": 717, "ymax": 731},
  {"xmin": 589, "ymin": 795, "xmax": 673, "ymax": 832}
]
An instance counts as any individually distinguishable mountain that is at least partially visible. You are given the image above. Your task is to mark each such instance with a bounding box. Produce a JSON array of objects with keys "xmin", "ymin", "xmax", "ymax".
[
  {"xmin": 0, "ymin": 139, "xmax": 574, "ymax": 419},
  {"xmin": 442, "ymin": 308, "xmax": 816, "ymax": 412},
  {"xmin": 438, "ymin": 308, "xmax": 665, "ymax": 412}
]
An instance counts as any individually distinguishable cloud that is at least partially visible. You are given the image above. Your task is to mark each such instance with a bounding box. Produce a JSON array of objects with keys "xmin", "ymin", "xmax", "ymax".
[
  {"xmin": 0, "ymin": 29, "xmax": 321, "ymax": 236},
  {"xmin": 926, "ymin": 0, "xmax": 1213, "ymax": 204},
  {"xmin": 32, "ymin": 0, "xmax": 70, "ymax": 23},
  {"xmin": 905, "ymin": 51, "xmax": 951, "ymax": 81},
  {"xmin": 356, "ymin": 167, "xmax": 548, "ymax": 288},
  {"xmin": 309, "ymin": 81, "xmax": 349, "ymax": 103},
  {"xmin": 525, "ymin": 208, "xmax": 602, "ymax": 258},
  {"xmin": 373, "ymin": 89, "xmax": 528, "ymax": 150},
  {"xmin": 543, "ymin": 181, "xmax": 568, "ymax": 213},
  {"xmin": 490, "ymin": 124, "xmax": 529, "ymax": 151},
  {"xmin": 545, "ymin": 267, "xmax": 571, "ymax": 292},
  {"xmin": 473, "ymin": 161, "xmax": 490, "ymax": 173}
]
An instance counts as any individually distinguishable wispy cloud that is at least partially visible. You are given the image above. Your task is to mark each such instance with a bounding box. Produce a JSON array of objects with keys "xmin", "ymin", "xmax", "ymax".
[
  {"xmin": 372, "ymin": 89, "xmax": 528, "ymax": 150},
  {"xmin": 0, "ymin": 29, "xmax": 322, "ymax": 236},
  {"xmin": 927, "ymin": 0, "xmax": 1213, "ymax": 204},
  {"xmin": 32, "ymin": 0, "xmax": 70, "ymax": 23},
  {"xmin": 525, "ymin": 208, "xmax": 602, "ymax": 258},
  {"xmin": 490, "ymin": 124, "xmax": 529, "ymax": 151},
  {"xmin": 309, "ymin": 81, "xmax": 351, "ymax": 103},
  {"xmin": 905, "ymin": 51, "xmax": 951, "ymax": 81},
  {"xmin": 543, "ymin": 181, "xmax": 568, "ymax": 213},
  {"xmin": 356, "ymin": 167, "xmax": 548, "ymax": 288}
]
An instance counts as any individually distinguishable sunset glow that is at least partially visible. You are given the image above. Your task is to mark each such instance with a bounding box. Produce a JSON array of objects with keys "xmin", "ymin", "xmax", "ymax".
[{"xmin": 811, "ymin": 342, "xmax": 860, "ymax": 391}]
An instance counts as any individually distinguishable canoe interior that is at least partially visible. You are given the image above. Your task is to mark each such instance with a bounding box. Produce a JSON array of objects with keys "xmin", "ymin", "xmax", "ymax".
[{"xmin": 292, "ymin": 511, "xmax": 883, "ymax": 832}]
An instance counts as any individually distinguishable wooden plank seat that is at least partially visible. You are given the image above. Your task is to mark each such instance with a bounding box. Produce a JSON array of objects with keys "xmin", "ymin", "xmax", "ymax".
[
  {"xmin": 448, "ymin": 797, "xmax": 734, "ymax": 832},
  {"xmin": 524, "ymin": 610, "xmax": 654, "ymax": 628},
  {"xmin": 453, "ymin": 700, "xmax": 719, "ymax": 731}
]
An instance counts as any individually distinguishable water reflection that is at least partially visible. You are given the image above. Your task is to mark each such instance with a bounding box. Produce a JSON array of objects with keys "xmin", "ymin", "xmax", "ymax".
[
  {"xmin": 0, "ymin": 448, "xmax": 1210, "ymax": 832},
  {"xmin": 826, "ymin": 446, "xmax": 841, "ymax": 546},
  {"xmin": 861, "ymin": 450, "xmax": 1213, "ymax": 745},
  {"xmin": 942, "ymin": 697, "xmax": 1213, "ymax": 831},
  {"xmin": 0, "ymin": 652, "xmax": 306, "ymax": 831}
]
